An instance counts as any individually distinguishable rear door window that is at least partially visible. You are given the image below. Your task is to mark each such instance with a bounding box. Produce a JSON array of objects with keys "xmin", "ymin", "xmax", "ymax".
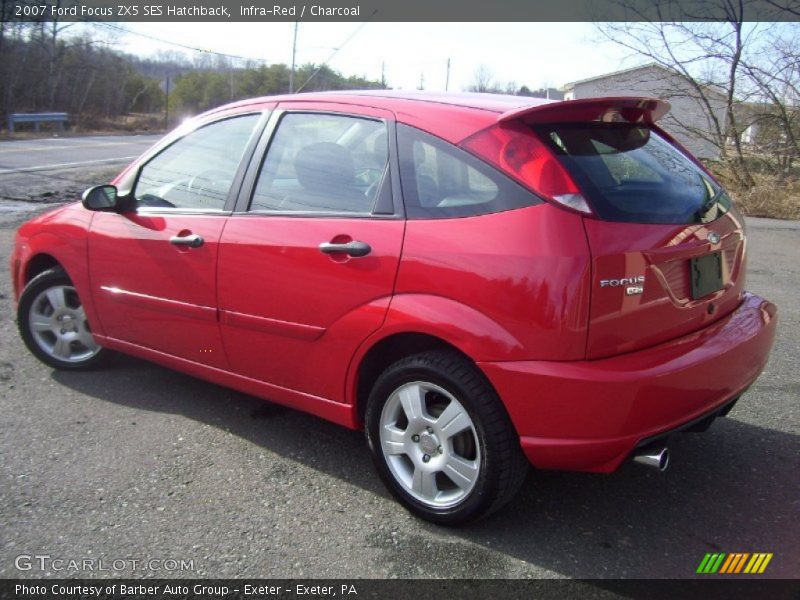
[
  {"xmin": 250, "ymin": 113, "xmax": 388, "ymax": 215},
  {"xmin": 536, "ymin": 123, "xmax": 731, "ymax": 224}
]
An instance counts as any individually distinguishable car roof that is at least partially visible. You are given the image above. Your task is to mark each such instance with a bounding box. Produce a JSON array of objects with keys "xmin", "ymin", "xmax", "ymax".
[
  {"xmin": 202, "ymin": 91, "xmax": 555, "ymax": 142},
  {"xmin": 202, "ymin": 91, "xmax": 669, "ymax": 144},
  {"xmin": 208, "ymin": 90, "xmax": 554, "ymax": 116}
]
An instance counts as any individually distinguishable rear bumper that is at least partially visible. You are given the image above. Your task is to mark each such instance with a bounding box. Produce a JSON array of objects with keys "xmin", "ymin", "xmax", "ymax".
[{"xmin": 479, "ymin": 292, "xmax": 777, "ymax": 473}]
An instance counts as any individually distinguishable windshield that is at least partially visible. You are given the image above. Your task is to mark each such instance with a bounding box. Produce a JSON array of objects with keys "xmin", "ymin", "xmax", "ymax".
[{"xmin": 535, "ymin": 123, "xmax": 731, "ymax": 224}]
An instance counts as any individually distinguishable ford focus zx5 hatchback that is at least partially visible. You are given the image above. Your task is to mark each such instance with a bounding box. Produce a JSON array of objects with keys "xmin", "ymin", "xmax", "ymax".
[{"xmin": 11, "ymin": 92, "xmax": 777, "ymax": 524}]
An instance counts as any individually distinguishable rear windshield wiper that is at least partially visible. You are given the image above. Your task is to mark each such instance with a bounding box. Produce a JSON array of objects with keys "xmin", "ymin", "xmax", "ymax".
[{"xmin": 693, "ymin": 178, "xmax": 723, "ymax": 222}]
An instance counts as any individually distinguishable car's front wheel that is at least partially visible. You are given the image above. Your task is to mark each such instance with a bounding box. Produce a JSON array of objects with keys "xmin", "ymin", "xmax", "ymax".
[
  {"xmin": 17, "ymin": 267, "xmax": 108, "ymax": 370},
  {"xmin": 365, "ymin": 350, "xmax": 528, "ymax": 525}
]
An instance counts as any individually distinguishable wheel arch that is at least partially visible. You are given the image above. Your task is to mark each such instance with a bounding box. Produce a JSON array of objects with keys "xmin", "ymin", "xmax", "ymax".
[
  {"xmin": 24, "ymin": 253, "xmax": 64, "ymax": 283},
  {"xmin": 353, "ymin": 332, "xmax": 470, "ymax": 425},
  {"xmin": 346, "ymin": 294, "xmax": 526, "ymax": 427},
  {"xmin": 21, "ymin": 231, "xmax": 104, "ymax": 337}
]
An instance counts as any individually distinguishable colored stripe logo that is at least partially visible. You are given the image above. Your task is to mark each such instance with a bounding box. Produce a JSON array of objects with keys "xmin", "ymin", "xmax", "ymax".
[{"xmin": 697, "ymin": 552, "xmax": 773, "ymax": 574}]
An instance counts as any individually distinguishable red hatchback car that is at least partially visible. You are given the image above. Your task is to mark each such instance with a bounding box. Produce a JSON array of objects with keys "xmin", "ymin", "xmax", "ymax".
[{"xmin": 12, "ymin": 91, "xmax": 777, "ymax": 524}]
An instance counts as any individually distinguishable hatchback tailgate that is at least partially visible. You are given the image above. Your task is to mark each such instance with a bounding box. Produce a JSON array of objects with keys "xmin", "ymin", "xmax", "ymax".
[{"xmin": 584, "ymin": 212, "xmax": 746, "ymax": 358}]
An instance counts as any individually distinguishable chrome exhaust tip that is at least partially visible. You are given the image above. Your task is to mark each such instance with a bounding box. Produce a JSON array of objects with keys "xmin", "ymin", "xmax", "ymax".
[{"xmin": 632, "ymin": 446, "xmax": 670, "ymax": 471}]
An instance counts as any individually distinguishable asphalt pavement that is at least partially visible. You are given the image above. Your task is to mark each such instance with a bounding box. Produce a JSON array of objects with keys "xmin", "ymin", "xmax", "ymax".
[
  {"xmin": 0, "ymin": 134, "xmax": 162, "ymax": 208},
  {"xmin": 0, "ymin": 136, "xmax": 797, "ymax": 581}
]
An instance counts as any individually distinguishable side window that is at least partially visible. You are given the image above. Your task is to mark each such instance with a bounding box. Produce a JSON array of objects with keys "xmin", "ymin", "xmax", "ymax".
[
  {"xmin": 134, "ymin": 114, "xmax": 260, "ymax": 210},
  {"xmin": 250, "ymin": 113, "xmax": 388, "ymax": 214},
  {"xmin": 397, "ymin": 124, "xmax": 540, "ymax": 219}
]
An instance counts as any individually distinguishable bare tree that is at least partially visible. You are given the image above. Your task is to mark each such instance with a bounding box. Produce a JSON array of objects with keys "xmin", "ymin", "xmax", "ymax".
[
  {"xmin": 597, "ymin": 7, "xmax": 758, "ymax": 187},
  {"xmin": 739, "ymin": 29, "xmax": 800, "ymax": 174},
  {"xmin": 467, "ymin": 65, "xmax": 497, "ymax": 93}
]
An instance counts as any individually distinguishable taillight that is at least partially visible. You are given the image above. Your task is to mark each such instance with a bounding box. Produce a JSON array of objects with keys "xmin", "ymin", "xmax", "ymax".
[{"xmin": 460, "ymin": 122, "xmax": 592, "ymax": 214}]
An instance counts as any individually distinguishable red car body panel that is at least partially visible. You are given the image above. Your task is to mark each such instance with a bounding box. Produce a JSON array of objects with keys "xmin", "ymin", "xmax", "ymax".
[
  {"xmin": 13, "ymin": 204, "xmax": 101, "ymax": 334},
  {"xmin": 583, "ymin": 209, "xmax": 747, "ymax": 358},
  {"xmin": 497, "ymin": 96, "xmax": 670, "ymax": 125},
  {"xmin": 392, "ymin": 203, "xmax": 591, "ymax": 361},
  {"xmin": 217, "ymin": 215, "xmax": 404, "ymax": 402},
  {"xmin": 10, "ymin": 91, "xmax": 778, "ymax": 475},
  {"xmin": 88, "ymin": 212, "xmax": 230, "ymax": 369},
  {"xmin": 94, "ymin": 332, "xmax": 357, "ymax": 428},
  {"xmin": 481, "ymin": 292, "xmax": 776, "ymax": 472}
]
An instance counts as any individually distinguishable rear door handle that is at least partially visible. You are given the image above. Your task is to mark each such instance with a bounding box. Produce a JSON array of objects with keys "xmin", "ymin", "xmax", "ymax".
[
  {"xmin": 170, "ymin": 233, "xmax": 204, "ymax": 248},
  {"xmin": 318, "ymin": 240, "xmax": 371, "ymax": 257}
]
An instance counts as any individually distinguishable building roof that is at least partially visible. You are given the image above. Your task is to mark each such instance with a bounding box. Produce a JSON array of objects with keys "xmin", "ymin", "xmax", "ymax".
[
  {"xmin": 562, "ymin": 62, "xmax": 728, "ymax": 100},
  {"xmin": 563, "ymin": 63, "xmax": 667, "ymax": 90}
]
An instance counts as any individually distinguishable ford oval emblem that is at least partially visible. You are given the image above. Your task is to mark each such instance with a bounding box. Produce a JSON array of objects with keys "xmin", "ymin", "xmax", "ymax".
[{"xmin": 708, "ymin": 232, "xmax": 720, "ymax": 244}]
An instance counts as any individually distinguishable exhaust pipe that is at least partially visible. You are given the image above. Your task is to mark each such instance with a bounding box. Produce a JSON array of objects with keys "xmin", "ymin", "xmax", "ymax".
[{"xmin": 632, "ymin": 446, "xmax": 670, "ymax": 471}]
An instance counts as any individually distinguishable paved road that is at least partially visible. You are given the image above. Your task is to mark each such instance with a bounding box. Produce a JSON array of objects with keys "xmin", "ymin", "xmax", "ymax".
[
  {"xmin": 0, "ymin": 151, "xmax": 797, "ymax": 581},
  {"xmin": 0, "ymin": 134, "xmax": 162, "ymax": 209}
]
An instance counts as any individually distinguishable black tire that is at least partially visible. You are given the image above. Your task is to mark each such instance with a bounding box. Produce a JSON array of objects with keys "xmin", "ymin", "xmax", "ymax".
[
  {"xmin": 365, "ymin": 350, "xmax": 528, "ymax": 525},
  {"xmin": 17, "ymin": 267, "xmax": 109, "ymax": 371}
]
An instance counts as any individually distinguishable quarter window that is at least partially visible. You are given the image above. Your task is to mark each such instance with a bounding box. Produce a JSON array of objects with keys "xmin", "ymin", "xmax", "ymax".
[
  {"xmin": 397, "ymin": 124, "xmax": 540, "ymax": 219},
  {"xmin": 134, "ymin": 114, "xmax": 260, "ymax": 210},
  {"xmin": 250, "ymin": 113, "xmax": 388, "ymax": 214}
]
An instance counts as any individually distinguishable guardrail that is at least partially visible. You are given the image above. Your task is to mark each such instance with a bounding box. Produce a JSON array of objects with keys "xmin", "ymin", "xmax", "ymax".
[{"xmin": 7, "ymin": 112, "xmax": 69, "ymax": 133}]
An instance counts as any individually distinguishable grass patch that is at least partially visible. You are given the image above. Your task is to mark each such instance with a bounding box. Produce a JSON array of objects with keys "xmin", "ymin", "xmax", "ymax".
[{"xmin": 708, "ymin": 164, "xmax": 800, "ymax": 220}]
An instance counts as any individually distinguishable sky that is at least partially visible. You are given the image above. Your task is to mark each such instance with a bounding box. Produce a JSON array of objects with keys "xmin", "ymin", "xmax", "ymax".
[{"xmin": 97, "ymin": 22, "xmax": 638, "ymax": 91}]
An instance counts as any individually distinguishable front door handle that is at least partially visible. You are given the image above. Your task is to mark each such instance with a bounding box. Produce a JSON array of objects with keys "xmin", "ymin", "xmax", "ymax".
[
  {"xmin": 170, "ymin": 233, "xmax": 204, "ymax": 248},
  {"xmin": 318, "ymin": 240, "xmax": 371, "ymax": 257}
]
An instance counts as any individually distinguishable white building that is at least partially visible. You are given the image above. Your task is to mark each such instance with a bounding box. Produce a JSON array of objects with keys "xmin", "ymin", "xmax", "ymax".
[{"xmin": 563, "ymin": 64, "xmax": 728, "ymax": 159}]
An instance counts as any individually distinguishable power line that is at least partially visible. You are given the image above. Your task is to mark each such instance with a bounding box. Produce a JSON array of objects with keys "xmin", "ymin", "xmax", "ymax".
[
  {"xmin": 96, "ymin": 23, "xmax": 270, "ymax": 64},
  {"xmin": 294, "ymin": 14, "xmax": 376, "ymax": 93}
]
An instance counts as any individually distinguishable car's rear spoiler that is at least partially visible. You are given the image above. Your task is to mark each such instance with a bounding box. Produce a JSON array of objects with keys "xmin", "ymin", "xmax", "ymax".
[{"xmin": 497, "ymin": 97, "xmax": 670, "ymax": 125}]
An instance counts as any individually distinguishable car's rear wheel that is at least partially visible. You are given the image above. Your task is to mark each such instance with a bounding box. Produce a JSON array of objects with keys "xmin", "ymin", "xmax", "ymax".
[
  {"xmin": 365, "ymin": 350, "xmax": 528, "ymax": 525},
  {"xmin": 18, "ymin": 268, "xmax": 108, "ymax": 370}
]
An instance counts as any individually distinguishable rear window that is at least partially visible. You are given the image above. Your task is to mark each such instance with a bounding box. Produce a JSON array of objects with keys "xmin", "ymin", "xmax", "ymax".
[{"xmin": 535, "ymin": 123, "xmax": 731, "ymax": 224}]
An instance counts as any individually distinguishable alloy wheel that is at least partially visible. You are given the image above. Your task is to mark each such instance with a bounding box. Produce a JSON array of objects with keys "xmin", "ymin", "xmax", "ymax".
[
  {"xmin": 379, "ymin": 381, "xmax": 481, "ymax": 509},
  {"xmin": 27, "ymin": 284, "xmax": 100, "ymax": 364}
]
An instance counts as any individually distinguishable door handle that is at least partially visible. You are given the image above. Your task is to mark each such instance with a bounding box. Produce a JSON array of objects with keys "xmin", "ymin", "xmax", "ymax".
[
  {"xmin": 170, "ymin": 233, "xmax": 204, "ymax": 248},
  {"xmin": 318, "ymin": 240, "xmax": 371, "ymax": 257}
]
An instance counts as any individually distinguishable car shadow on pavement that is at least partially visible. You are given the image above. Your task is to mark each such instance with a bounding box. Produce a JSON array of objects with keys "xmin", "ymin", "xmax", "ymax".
[{"xmin": 52, "ymin": 354, "xmax": 800, "ymax": 579}]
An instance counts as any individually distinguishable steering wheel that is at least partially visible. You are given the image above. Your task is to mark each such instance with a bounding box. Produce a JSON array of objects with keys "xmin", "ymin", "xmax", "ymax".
[
  {"xmin": 354, "ymin": 166, "xmax": 384, "ymax": 185},
  {"xmin": 355, "ymin": 167, "xmax": 385, "ymax": 201}
]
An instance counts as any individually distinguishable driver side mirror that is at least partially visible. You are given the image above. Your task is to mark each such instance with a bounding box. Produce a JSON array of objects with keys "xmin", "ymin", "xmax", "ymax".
[{"xmin": 82, "ymin": 185, "xmax": 122, "ymax": 212}]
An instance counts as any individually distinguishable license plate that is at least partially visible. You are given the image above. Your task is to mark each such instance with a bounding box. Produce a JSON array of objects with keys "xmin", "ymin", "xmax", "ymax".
[{"xmin": 690, "ymin": 252, "xmax": 723, "ymax": 299}]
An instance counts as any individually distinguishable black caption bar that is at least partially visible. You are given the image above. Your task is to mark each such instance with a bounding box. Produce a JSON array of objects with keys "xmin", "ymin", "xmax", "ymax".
[
  {"xmin": 1, "ymin": 579, "xmax": 799, "ymax": 600},
  {"xmin": 6, "ymin": 0, "xmax": 800, "ymax": 22}
]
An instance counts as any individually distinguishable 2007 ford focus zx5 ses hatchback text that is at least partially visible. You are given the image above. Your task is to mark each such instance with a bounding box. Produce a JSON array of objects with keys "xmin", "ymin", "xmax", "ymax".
[{"xmin": 11, "ymin": 91, "xmax": 777, "ymax": 524}]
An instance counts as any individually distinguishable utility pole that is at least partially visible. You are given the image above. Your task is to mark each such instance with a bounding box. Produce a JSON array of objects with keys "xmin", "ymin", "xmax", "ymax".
[
  {"xmin": 418, "ymin": 72, "xmax": 425, "ymax": 91},
  {"xmin": 380, "ymin": 61, "xmax": 386, "ymax": 88},
  {"xmin": 289, "ymin": 22, "xmax": 298, "ymax": 93},
  {"xmin": 164, "ymin": 73, "xmax": 170, "ymax": 131},
  {"xmin": 445, "ymin": 58, "xmax": 450, "ymax": 92}
]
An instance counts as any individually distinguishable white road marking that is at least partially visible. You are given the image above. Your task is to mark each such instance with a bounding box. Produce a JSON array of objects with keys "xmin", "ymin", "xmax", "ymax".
[
  {"xmin": 0, "ymin": 155, "xmax": 139, "ymax": 175},
  {"xmin": 0, "ymin": 140, "xmax": 154, "ymax": 154}
]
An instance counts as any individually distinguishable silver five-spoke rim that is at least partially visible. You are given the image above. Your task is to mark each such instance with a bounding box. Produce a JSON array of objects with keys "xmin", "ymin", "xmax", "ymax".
[
  {"xmin": 379, "ymin": 381, "xmax": 481, "ymax": 509},
  {"xmin": 28, "ymin": 285, "xmax": 100, "ymax": 363}
]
